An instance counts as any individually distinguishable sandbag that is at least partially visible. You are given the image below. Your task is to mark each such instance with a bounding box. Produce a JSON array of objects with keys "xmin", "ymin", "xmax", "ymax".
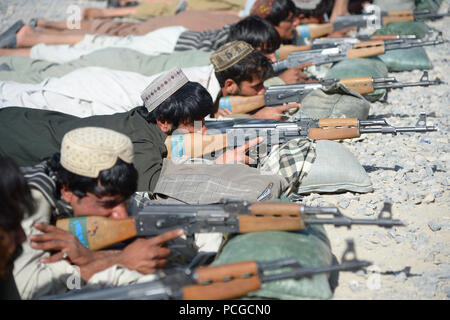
[
  {"xmin": 297, "ymin": 140, "xmax": 374, "ymax": 194},
  {"xmin": 415, "ymin": 0, "xmax": 443, "ymax": 14},
  {"xmin": 297, "ymin": 82, "xmax": 371, "ymax": 119},
  {"xmin": 373, "ymin": 0, "xmax": 415, "ymax": 10},
  {"xmin": 212, "ymin": 227, "xmax": 335, "ymax": 299},
  {"xmin": 324, "ymin": 58, "xmax": 389, "ymax": 102},
  {"xmin": 375, "ymin": 47, "xmax": 433, "ymax": 71},
  {"xmin": 373, "ymin": 21, "xmax": 430, "ymax": 39}
]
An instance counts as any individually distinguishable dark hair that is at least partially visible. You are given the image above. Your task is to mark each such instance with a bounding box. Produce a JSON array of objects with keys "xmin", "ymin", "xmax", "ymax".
[
  {"xmin": 264, "ymin": 0, "xmax": 297, "ymax": 26},
  {"xmin": 215, "ymin": 49, "xmax": 274, "ymax": 87},
  {"xmin": 47, "ymin": 153, "xmax": 138, "ymax": 201},
  {"xmin": 137, "ymin": 81, "xmax": 214, "ymax": 128},
  {"xmin": 227, "ymin": 15, "xmax": 281, "ymax": 54},
  {"xmin": 0, "ymin": 156, "xmax": 35, "ymax": 230},
  {"xmin": 295, "ymin": 0, "xmax": 334, "ymax": 17}
]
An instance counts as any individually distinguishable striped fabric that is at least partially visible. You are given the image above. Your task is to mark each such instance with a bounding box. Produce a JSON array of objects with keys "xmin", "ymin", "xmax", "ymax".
[
  {"xmin": 174, "ymin": 25, "xmax": 231, "ymax": 52},
  {"xmin": 20, "ymin": 161, "xmax": 73, "ymax": 219}
]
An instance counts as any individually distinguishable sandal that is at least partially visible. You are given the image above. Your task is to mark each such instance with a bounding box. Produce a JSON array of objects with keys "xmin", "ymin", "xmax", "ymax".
[{"xmin": 0, "ymin": 20, "xmax": 25, "ymax": 49}]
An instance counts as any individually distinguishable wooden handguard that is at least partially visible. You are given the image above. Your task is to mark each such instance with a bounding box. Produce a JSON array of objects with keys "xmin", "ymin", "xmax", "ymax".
[
  {"xmin": 307, "ymin": 23, "xmax": 334, "ymax": 39},
  {"xmin": 182, "ymin": 276, "xmax": 261, "ymax": 300},
  {"xmin": 387, "ymin": 10, "xmax": 414, "ymax": 16},
  {"xmin": 371, "ymin": 34, "xmax": 400, "ymax": 40},
  {"xmin": 196, "ymin": 261, "xmax": 258, "ymax": 283},
  {"xmin": 318, "ymin": 118, "xmax": 359, "ymax": 128},
  {"xmin": 165, "ymin": 133, "xmax": 228, "ymax": 159},
  {"xmin": 238, "ymin": 215, "xmax": 305, "ymax": 233},
  {"xmin": 353, "ymin": 40, "xmax": 384, "ymax": 48},
  {"xmin": 250, "ymin": 202, "xmax": 301, "ymax": 216},
  {"xmin": 347, "ymin": 45, "xmax": 386, "ymax": 58},
  {"xmin": 338, "ymin": 77, "xmax": 374, "ymax": 94},
  {"xmin": 278, "ymin": 44, "xmax": 312, "ymax": 60},
  {"xmin": 56, "ymin": 216, "xmax": 137, "ymax": 251},
  {"xmin": 382, "ymin": 15, "xmax": 414, "ymax": 24},
  {"xmin": 308, "ymin": 127, "xmax": 360, "ymax": 140}
]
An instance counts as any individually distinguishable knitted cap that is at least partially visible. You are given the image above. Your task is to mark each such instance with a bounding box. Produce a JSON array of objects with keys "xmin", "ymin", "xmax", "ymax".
[
  {"xmin": 141, "ymin": 67, "xmax": 189, "ymax": 112},
  {"xmin": 250, "ymin": 0, "xmax": 275, "ymax": 18},
  {"xmin": 210, "ymin": 41, "xmax": 255, "ymax": 72},
  {"xmin": 60, "ymin": 127, "xmax": 134, "ymax": 178}
]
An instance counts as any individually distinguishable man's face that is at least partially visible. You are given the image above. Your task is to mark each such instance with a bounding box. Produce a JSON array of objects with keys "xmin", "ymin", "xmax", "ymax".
[
  {"xmin": 61, "ymin": 185, "xmax": 129, "ymax": 220},
  {"xmin": 0, "ymin": 225, "xmax": 26, "ymax": 278},
  {"xmin": 159, "ymin": 118, "xmax": 207, "ymax": 135},
  {"xmin": 274, "ymin": 11, "xmax": 300, "ymax": 41},
  {"xmin": 236, "ymin": 73, "xmax": 266, "ymax": 96}
]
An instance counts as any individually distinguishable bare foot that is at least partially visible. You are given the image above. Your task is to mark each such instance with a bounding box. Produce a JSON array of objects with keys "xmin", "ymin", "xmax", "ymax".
[
  {"xmin": 82, "ymin": 8, "xmax": 104, "ymax": 19},
  {"xmin": 15, "ymin": 24, "xmax": 35, "ymax": 48},
  {"xmin": 36, "ymin": 18, "xmax": 47, "ymax": 28}
]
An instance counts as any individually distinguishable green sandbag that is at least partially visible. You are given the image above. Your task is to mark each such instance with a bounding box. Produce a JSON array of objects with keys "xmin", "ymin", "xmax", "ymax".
[
  {"xmin": 374, "ymin": 21, "xmax": 430, "ymax": 39},
  {"xmin": 415, "ymin": 0, "xmax": 443, "ymax": 14},
  {"xmin": 375, "ymin": 47, "xmax": 433, "ymax": 71},
  {"xmin": 298, "ymin": 82, "xmax": 371, "ymax": 119},
  {"xmin": 324, "ymin": 58, "xmax": 388, "ymax": 102},
  {"xmin": 211, "ymin": 228, "xmax": 334, "ymax": 300}
]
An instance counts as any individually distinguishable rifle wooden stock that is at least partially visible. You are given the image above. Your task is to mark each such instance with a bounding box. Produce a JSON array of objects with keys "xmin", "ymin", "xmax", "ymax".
[
  {"xmin": 318, "ymin": 118, "xmax": 359, "ymax": 128},
  {"xmin": 308, "ymin": 127, "xmax": 360, "ymax": 140},
  {"xmin": 165, "ymin": 133, "xmax": 228, "ymax": 158},
  {"xmin": 214, "ymin": 95, "xmax": 265, "ymax": 117},
  {"xmin": 278, "ymin": 44, "xmax": 312, "ymax": 60},
  {"xmin": 56, "ymin": 216, "xmax": 137, "ymax": 251},
  {"xmin": 182, "ymin": 276, "xmax": 261, "ymax": 300},
  {"xmin": 238, "ymin": 215, "xmax": 305, "ymax": 233},
  {"xmin": 305, "ymin": 23, "xmax": 334, "ymax": 39},
  {"xmin": 338, "ymin": 77, "xmax": 374, "ymax": 94},
  {"xmin": 346, "ymin": 45, "xmax": 385, "ymax": 58}
]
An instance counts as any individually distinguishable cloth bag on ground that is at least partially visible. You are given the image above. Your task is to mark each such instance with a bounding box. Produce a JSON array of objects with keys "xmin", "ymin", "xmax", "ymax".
[
  {"xmin": 259, "ymin": 138, "xmax": 373, "ymax": 195},
  {"xmin": 374, "ymin": 47, "xmax": 433, "ymax": 72},
  {"xmin": 211, "ymin": 227, "xmax": 335, "ymax": 299},
  {"xmin": 373, "ymin": 21, "xmax": 431, "ymax": 39},
  {"xmin": 372, "ymin": 0, "xmax": 415, "ymax": 10},
  {"xmin": 324, "ymin": 58, "xmax": 389, "ymax": 102},
  {"xmin": 291, "ymin": 83, "xmax": 371, "ymax": 119},
  {"xmin": 415, "ymin": 0, "xmax": 443, "ymax": 15}
]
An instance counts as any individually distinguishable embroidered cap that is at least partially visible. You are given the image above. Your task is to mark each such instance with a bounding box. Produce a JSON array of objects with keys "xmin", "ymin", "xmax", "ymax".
[
  {"xmin": 292, "ymin": 0, "xmax": 321, "ymax": 10},
  {"xmin": 210, "ymin": 41, "xmax": 255, "ymax": 72},
  {"xmin": 60, "ymin": 127, "xmax": 134, "ymax": 178},
  {"xmin": 250, "ymin": 0, "xmax": 275, "ymax": 18},
  {"xmin": 141, "ymin": 67, "xmax": 189, "ymax": 113}
]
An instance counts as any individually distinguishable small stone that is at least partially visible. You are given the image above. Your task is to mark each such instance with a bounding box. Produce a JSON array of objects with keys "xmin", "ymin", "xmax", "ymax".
[
  {"xmin": 338, "ymin": 199, "xmax": 350, "ymax": 209},
  {"xmin": 349, "ymin": 280, "xmax": 360, "ymax": 292},
  {"xmin": 428, "ymin": 221, "xmax": 442, "ymax": 232},
  {"xmin": 423, "ymin": 194, "xmax": 435, "ymax": 204}
]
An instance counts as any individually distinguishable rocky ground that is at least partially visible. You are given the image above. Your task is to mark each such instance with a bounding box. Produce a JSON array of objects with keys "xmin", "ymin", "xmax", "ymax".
[
  {"xmin": 0, "ymin": 0, "xmax": 448, "ymax": 300},
  {"xmin": 304, "ymin": 3, "xmax": 450, "ymax": 300}
]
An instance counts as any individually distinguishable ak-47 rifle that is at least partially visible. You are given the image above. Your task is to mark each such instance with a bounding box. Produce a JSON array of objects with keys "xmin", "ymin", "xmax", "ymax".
[
  {"xmin": 273, "ymin": 37, "xmax": 445, "ymax": 73},
  {"xmin": 378, "ymin": 8, "xmax": 450, "ymax": 24},
  {"xmin": 56, "ymin": 201, "xmax": 403, "ymax": 251},
  {"xmin": 204, "ymin": 113, "xmax": 437, "ymax": 147},
  {"xmin": 216, "ymin": 72, "xmax": 443, "ymax": 114},
  {"xmin": 280, "ymin": 38, "xmax": 412, "ymax": 60},
  {"xmin": 41, "ymin": 240, "xmax": 370, "ymax": 300},
  {"xmin": 309, "ymin": 35, "xmax": 417, "ymax": 50},
  {"xmin": 295, "ymin": 8, "xmax": 450, "ymax": 40},
  {"xmin": 163, "ymin": 114, "xmax": 437, "ymax": 159}
]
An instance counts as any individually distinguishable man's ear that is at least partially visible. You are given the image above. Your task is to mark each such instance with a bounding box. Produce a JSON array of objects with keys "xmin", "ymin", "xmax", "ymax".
[
  {"xmin": 60, "ymin": 185, "xmax": 74, "ymax": 203},
  {"xmin": 223, "ymin": 78, "xmax": 239, "ymax": 96},
  {"xmin": 156, "ymin": 119, "xmax": 172, "ymax": 133}
]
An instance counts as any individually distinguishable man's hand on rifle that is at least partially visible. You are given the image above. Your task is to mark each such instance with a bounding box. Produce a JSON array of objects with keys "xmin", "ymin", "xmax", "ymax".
[
  {"xmin": 118, "ymin": 229, "xmax": 184, "ymax": 274},
  {"xmin": 215, "ymin": 137, "xmax": 263, "ymax": 165},
  {"xmin": 30, "ymin": 222, "xmax": 96, "ymax": 266},
  {"xmin": 253, "ymin": 104, "xmax": 299, "ymax": 120},
  {"xmin": 279, "ymin": 63, "xmax": 313, "ymax": 84}
]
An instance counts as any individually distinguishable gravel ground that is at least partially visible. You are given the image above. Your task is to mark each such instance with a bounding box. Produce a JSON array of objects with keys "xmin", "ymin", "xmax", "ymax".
[{"xmin": 0, "ymin": 0, "xmax": 449, "ymax": 300}]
